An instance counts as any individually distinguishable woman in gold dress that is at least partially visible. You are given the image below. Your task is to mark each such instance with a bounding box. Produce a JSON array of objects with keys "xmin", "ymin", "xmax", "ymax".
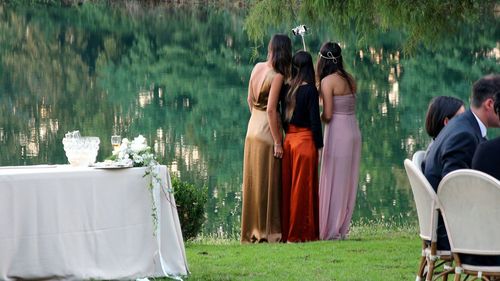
[{"xmin": 240, "ymin": 34, "xmax": 292, "ymax": 243}]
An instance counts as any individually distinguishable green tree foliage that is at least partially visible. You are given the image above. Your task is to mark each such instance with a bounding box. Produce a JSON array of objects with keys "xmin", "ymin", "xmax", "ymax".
[{"xmin": 245, "ymin": 0, "xmax": 496, "ymax": 54}]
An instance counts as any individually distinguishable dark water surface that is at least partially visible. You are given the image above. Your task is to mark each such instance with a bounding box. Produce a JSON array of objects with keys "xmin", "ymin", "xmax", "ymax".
[{"xmin": 0, "ymin": 4, "xmax": 498, "ymax": 237}]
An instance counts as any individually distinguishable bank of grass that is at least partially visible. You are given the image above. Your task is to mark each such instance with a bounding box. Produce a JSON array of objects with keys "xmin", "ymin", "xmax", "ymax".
[{"xmin": 174, "ymin": 221, "xmax": 421, "ymax": 281}]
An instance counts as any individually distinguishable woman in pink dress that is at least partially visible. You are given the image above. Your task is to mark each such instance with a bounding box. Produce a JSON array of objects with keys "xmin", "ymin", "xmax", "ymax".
[{"xmin": 316, "ymin": 42, "xmax": 361, "ymax": 240}]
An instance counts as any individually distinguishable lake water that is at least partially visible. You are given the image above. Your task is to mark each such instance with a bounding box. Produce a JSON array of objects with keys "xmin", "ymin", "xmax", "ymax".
[{"xmin": 0, "ymin": 4, "xmax": 498, "ymax": 237}]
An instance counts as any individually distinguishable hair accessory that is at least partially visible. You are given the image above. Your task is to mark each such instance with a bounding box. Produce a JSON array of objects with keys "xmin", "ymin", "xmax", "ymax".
[{"xmin": 318, "ymin": 51, "xmax": 339, "ymax": 63}]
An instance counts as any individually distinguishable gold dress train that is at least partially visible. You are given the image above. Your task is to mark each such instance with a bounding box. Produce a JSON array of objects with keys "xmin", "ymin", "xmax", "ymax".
[{"xmin": 240, "ymin": 69, "xmax": 282, "ymax": 243}]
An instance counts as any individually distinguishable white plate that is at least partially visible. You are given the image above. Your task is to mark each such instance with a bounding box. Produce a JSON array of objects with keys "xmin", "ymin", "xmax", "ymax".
[
  {"xmin": 92, "ymin": 162, "xmax": 132, "ymax": 169},
  {"xmin": 93, "ymin": 165, "xmax": 131, "ymax": 169}
]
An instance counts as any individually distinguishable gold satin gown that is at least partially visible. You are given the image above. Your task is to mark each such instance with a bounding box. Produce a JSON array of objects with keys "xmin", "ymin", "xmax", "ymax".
[{"xmin": 240, "ymin": 69, "xmax": 282, "ymax": 243}]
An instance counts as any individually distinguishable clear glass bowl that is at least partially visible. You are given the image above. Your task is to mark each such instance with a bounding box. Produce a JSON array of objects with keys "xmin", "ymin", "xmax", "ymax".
[{"xmin": 62, "ymin": 136, "xmax": 100, "ymax": 167}]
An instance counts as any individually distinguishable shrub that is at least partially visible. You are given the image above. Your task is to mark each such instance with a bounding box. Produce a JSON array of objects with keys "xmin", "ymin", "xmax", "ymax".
[{"xmin": 171, "ymin": 177, "xmax": 208, "ymax": 241}]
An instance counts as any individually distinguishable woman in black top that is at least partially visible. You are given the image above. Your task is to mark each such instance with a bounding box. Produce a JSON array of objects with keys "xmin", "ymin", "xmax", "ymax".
[{"xmin": 280, "ymin": 51, "xmax": 323, "ymax": 242}]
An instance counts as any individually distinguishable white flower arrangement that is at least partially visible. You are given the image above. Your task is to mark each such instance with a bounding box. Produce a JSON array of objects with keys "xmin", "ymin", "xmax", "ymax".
[
  {"xmin": 113, "ymin": 135, "xmax": 157, "ymax": 167},
  {"xmin": 112, "ymin": 134, "xmax": 167, "ymax": 234}
]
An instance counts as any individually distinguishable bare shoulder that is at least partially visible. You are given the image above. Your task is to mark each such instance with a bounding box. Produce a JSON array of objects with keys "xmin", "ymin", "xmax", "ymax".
[
  {"xmin": 320, "ymin": 74, "xmax": 340, "ymax": 91},
  {"xmin": 271, "ymin": 72, "xmax": 284, "ymax": 85},
  {"xmin": 321, "ymin": 73, "xmax": 357, "ymax": 96},
  {"xmin": 320, "ymin": 74, "xmax": 336, "ymax": 88},
  {"xmin": 252, "ymin": 62, "xmax": 272, "ymax": 78},
  {"xmin": 253, "ymin": 62, "xmax": 267, "ymax": 72},
  {"xmin": 250, "ymin": 62, "xmax": 261, "ymax": 73}
]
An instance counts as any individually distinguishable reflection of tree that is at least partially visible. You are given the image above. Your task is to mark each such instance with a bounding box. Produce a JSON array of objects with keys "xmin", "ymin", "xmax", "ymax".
[
  {"xmin": 89, "ymin": 6, "xmax": 253, "ymax": 235},
  {"xmin": 0, "ymin": 6, "xmax": 105, "ymax": 166},
  {"xmin": 349, "ymin": 3, "xmax": 499, "ymax": 222},
  {"xmin": 0, "ymin": 5, "xmax": 253, "ymax": 236}
]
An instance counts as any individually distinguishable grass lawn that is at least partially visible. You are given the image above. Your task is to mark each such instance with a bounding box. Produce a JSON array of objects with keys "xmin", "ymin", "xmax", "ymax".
[{"xmin": 174, "ymin": 223, "xmax": 422, "ymax": 281}]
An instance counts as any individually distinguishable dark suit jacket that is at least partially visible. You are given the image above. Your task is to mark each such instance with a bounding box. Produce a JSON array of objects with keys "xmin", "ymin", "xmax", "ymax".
[
  {"xmin": 423, "ymin": 109, "xmax": 485, "ymax": 251},
  {"xmin": 472, "ymin": 137, "xmax": 500, "ymax": 180},
  {"xmin": 424, "ymin": 109, "xmax": 485, "ymax": 191},
  {"xmin": 468, "ymin": 137, "xmax": 500, "ymax": 266},
  {"xmin": 463, "ymin": 137, "xmax": 500, "ymax": 266}
]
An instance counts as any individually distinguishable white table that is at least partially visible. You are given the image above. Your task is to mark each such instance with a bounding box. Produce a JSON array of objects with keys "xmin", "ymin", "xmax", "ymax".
[{"xmin": 0, "ymin": 165, "xmax": 189, "ymax": 280}]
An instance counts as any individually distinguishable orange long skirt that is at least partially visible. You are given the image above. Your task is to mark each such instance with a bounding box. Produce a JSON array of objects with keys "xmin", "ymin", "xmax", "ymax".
[{"xmin": 281, "ymin": 125, "xmax": 319, "ymax": 242}]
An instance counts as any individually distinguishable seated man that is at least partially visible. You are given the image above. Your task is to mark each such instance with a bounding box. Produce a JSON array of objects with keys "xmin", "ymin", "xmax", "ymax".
[
  {"xmin": 424, "ymin": 74, "xmax": 500, "ymax": 251},
  {"xmin": 465, "ymin": 91, "xmax": 500, "ymax": 267},
  {"xmin": 472, "ymin": 91, "xmax": 500, "ymax": 180}
]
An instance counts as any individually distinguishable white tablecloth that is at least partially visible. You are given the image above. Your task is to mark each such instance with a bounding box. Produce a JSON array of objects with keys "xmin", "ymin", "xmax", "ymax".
[{"xmin": 0, "ymin": 165, "xmax": 189, "ymax": 280}]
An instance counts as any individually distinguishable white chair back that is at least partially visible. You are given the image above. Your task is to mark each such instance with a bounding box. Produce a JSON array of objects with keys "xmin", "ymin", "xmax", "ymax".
[
  {"xmin": 404, "ymin": 159, "xmax": 438, "ymax": 241},
  {"xmin": 437, "ymin": 169, "xmax": 500, "ymax": 256},
  {"xmin": 412, "ymin": 150, "xmax": 426, "ymax": 172}
]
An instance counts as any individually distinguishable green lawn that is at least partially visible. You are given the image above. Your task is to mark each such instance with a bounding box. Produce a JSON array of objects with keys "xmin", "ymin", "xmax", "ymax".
[{"xmin": 177, "ymin": 224, "xmax": 422, "ymax": 281}]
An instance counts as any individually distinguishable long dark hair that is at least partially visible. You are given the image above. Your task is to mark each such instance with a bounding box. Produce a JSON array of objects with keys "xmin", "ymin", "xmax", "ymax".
[
  {"xmin": 284, "ymin": 51, "xmax": 315, "ymax": 121},
  {"xmin": 316, "ymin": 42, "xmax": 354, "ymax": 93},
  {"xmin": 425, "ymin": 96, "xmax": 464, "ymax": 139},
  {"xmin": 268, "ymin": 34, "xmax": 292, "ymax": 79}
]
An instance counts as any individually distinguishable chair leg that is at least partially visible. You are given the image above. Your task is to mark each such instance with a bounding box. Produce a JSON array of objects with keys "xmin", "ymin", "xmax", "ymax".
[
  {"xmin": 427, "ymin": 258, "xmax": 436, "ymax": 281},
  {"xmin": 442, "ymin": 269, "xmax": 450, "ymax": 281},
  {"xmin": 417, "ymin": 255, "xmax": 427, "ymax": 280},
  {"xmin": 442, "ymin": 261, "xmax": 454, "ymax": 281}
]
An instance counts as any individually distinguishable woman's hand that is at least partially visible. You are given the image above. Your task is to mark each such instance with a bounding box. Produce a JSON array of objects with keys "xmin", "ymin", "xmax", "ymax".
[{"xmin": 274, "ymin": 143, "xmax": 283, "ymax": 159}]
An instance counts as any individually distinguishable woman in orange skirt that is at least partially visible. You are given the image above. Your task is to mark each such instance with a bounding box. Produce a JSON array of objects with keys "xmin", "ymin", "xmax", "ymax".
[{"xmin": 280, "ymin": 51, "xmax": 323, "ymax": 242}]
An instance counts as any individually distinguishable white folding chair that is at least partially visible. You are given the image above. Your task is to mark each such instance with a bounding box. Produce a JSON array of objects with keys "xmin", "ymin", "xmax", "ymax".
[
  {"xmin": 412, "ymin": 150, "xmax": 426, "ymax": 172},
  {"xmin": 438, "ymin": 169, "xmax": 500, "ymax": 281},
  {"xmin": 404, "ymin": 159, "xmax": 453, "ymax": 281}
]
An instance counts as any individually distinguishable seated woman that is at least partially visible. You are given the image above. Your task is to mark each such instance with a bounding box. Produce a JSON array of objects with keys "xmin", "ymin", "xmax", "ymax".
[
  {"xmin": 425, "ymin": 96, "xmax": 465, "ymax": 148},
  {"xmin": 423, "ymin": 96, "xmax": 465, "ymax": 168}
]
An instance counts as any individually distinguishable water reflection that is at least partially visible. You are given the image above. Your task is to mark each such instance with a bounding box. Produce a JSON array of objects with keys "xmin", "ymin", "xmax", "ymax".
[
  {"xmin": 138, "ymin": 90, "xmax": 154, "ymax": 108},
  {"xmin": 0, "ymin": 4, "xmax": 498, "ymax": 237}
]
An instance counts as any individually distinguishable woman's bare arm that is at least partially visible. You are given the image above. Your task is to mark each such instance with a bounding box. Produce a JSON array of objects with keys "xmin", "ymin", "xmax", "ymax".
[
  {"xmin": 320, "ymin": 77, "xmax": 334, "ymax": 123},
  {"xmin": 267, "ymin": 73, "xmax": 284, "ymax": 158}
]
